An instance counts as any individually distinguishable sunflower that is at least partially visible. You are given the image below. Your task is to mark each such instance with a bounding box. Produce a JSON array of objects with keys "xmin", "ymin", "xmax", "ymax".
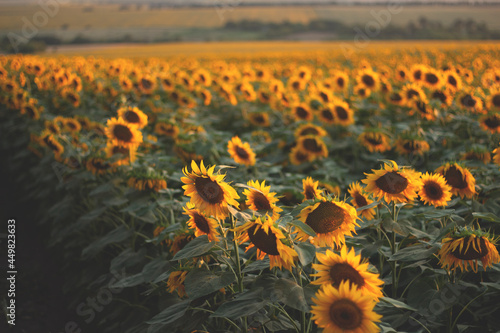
[
  {"xmin": 439, "ymin": 228, "xmax": 500, "ymax": 273},
  {"xmin": 167, "ymin": 270, "xmax": 188, "ymax": 298},
  {"xmin": 317, "ymin": 105, "xmax": 336, "ymax": 125},
  {"xmin": 418, "ymin": 172, "xmax": 453, "ymax": 207},
  {"xmin": 486, "ymin": 86, "xmax": 500, "ymax": 111},
  {"xmin": 294, "ymin": 123, "xmax": 327, "ymax": 138},
  {"xmin": 430, "ymin": 89, "xmax": 454, "ymax": 106},
  {"xmin": 105, "ymin": 117, "xmax": 143, "ymax": 148},
  {"xmin": 296, "ymin": 135, "xmax": 328, "ymax": 160},
  {"xmin": 348, "ymin": 182, "xmax": 375, "ymax": 220},
  {"xmin": 332, "ymin": 100, "xmax": 355, "ymax": 126},
  {"xmin": 493, "ymin": 146, "xmax": 500, "ymax": 166},
  {"xmin": 395, "ymin": 137, "xmax": 430, "ymax": 156},
  {"xmin": 387, "ymin": 91, "xmax": 406, "ymax": 106},
  {"xmin": 227, "ymin": 136, "xmax": 256, "ymax": 166},
  {"xmin": 183, "ymin": 202, "xmax": 220, "ymax": 242},
  {"xmin": 296, "ymin": 197, "xmax": 359, "ymax": 248},
  {"xmin": 312, "ymin": 247, "xmax": 383, "ymax": 299},
  {"xmin": 155, "ymin": 122, "xmax": 180, "ymax": 138},
  {"xmin": 311, "ymin": 281, "xmax": 381, "ymax": 333},
  {"xmin": 411, "ymin": 98, "xmax": 438, "ymax": 121},
  {"xmin": 435, "ymin": 162, "xmax": 476, "ymax": 199},
  {"xmin": 331, "ymin": 71, "xmax": 349, "ymax": 91},
  {"xmin": 395, "ymin": 66, "xmax": 409, "ymax": 81},
  {"xmin": 137, "ymin": 74, "xmax": 156, "ymax": 95},
  {"xmin": 85, "ymin": 157, "xmax": 113, "ymax": 176},
  {"xmin": 354, "ymin": 85, "xmax": 371, "ymax": 99},
  {"xmin": 443, "ymin": 70, "xmax": 463, "ymax": 92},
  {"xmin": 288, "ymin": 76, "xmax": 307, "ymax": 91},
  {"xmin": 298, "ymin": 177, "xmax": 320, "ymax": 202},
  {"xmin": 105, "ymin": 142, "xmax": 137, "ymax": 166},
  {"xmin": 117, "ymin": 106, "xmax": 148, "ymax": 129},
  {"xmin": 248, "ymin": 112, "xmax": 270, "ymax": 127},
  {"xmin": 320, "ymin": 181, "xmax": 341, "ymax": 197},
  {"xmin": 358, "ymin": 131, "xmax": 391, "ymax": 153},
  {"xmin": 461, "ymin": 149, "xmax": 491, "ymax": 164},
  {"xmin": 62, "ymin": 117, "xmax": 82, "ymax": 133},
  {"xmin": 292, "ymin": 103, "xmax": 314, "ymax": 122},
  {"xmin": 41, "ymin": 134, "xmax": 64, "ymax": 159},
  {"xmin": 479, "ymin": 114, "xmax": 500, "ymax": 134},
  {"xmin": 198, "ymin": 88, "xmax": 212, "ymax": 105},
  {"xmin": 170, "ymin": 230, "xmax": 195, "ymax": 255},
  {"xmin": 181, "ymin": 160, "xmax": 240, "ymax": 219},
  {"xmin": 362, "ymin": 160, "xmax": 422, "ymax": 204},
  {"xmin": 401, "ymin": 83, "xmax": 426, "ymax": 106},
  {"xmin": 127, "ymin": 176, "xmax": 167, "ymax": 192},
  {"xmin": 422, "ymin": 68, "xmax": 443, "ymax": 89},
  {"xmin": 356, "ymin": 68, "xmax": 380, "ymax": 91},
  {"xmin": 20, "ymin": 101, "xmax": 42, "ymax": 120},
  {"xmin": 243, "ymin": 180, "xmax": 282, "ymax": 219},
  {"xmin": 409, "ymin": 64, "xmax": 427, "ymax": 83},
  {"xmin": 457, "ymin": 92, "xmax": 483, "ymax": 113},
  {"xmin": 289, "ymin": 146, "xmax": 312, "ymax": 165},
  {"xmin": 234, "ymin": 215, "xmax": 297, "ymax": 271}
]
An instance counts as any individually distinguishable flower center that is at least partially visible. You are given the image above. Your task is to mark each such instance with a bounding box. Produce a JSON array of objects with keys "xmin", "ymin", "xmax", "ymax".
[
  {"xmin": 451, "ymin": 237, "xmax": 489, "ymax": 260},
  {"xmin": 329, "ymin": 299, "xmax": 363, "ymax": 330},
  {"xmin": 413, "ymin": 70, "xmax": 422, "ymax": 80},
  {"xmin": 484, "ymin": 115, "xmax": 500, "ymax": 129},
  {"xmin": 124, "ymin": 110, "xmax": 140, "ymax": 123},
  {"xmin": 248, "ymin": 225, "xmax": 279, "ymax": 255},
  {"xmin": 335, "ymin": 106, "xmax": 348, "ymax": 120},
  {"xmin": 443, "ymin": 166, "xmax": 467, "ymax": 189},
  {"xmin": 432, "ymin": 91, "xmax": 447, "ymax": 103},
  {"xmin": 406, "ymin": 89, "xmax": 419, "ymax": 99},
  {"xmin": 365, "ymin": 133, "xmax": 382, "ymax": 146},
  {"xmin": 354, "ymin": 193, "xmax": 368, "ymax": 207},
  {"xmin": 320, "ymin": 91, "xmax": 329, "ymax": 103},
  {"xmin": 460, "ymin": 95, "xmax": 476, "ymax": 107},
  {"xmin": 361, "ymin": 74, "xmax": 375, "ymax": 87},
  {"xmin": 321, "ymin": 109, "xmax": 334, "ymax": 121},
  {"xmin": 113, "ymin": 124, "xmax": 133, "ymax": 142},
  {"xmin": 329, "ymin": 263, "xmax": 365, "ymax": 288},
  {"xmin": 194, "ymin": 177, "xmax": 224, "ymax": 204},
  {"xmin": 375, "ymin": 171, "xmax": 408, "ymax": 194},
  {"xmin": 448, "ymin": 75, "xmax": 457, "ymax": 87},
  {"xmin": 423, "ymin": 181, "xmax": 444, "ymax": 200},
  {"xmin": 303, "ymin": 138, "xmax": 323, "ymax": 153},
  {"xmin": 193, "ymin": 212, "xmax": 211, "ymax": 234},
  {"xmin": 141, "ymin": 78, "xmax": 152, "ymax": 89},
  {"xmin": 295, "ymin": 106, "xmax": 309, "ymax": 119},
  {"xmin": 112, "ymin": 146, "xmax": 129, "ymax": 155},
  {"xmin": 306, "ymin": 202, "xmax": 346, "ymax": 234},
  {"xmin": 252, "ymin": 192, "xmax": 272, "ymax": 211},
  {"xmin": 337, "ymin": 77, "xmax": 345, "ymax": 88},
  {"xmin": 493, "ymin": 94, "xmax": 500, "ymax": 107},
  {"xmin": 236, "ymin": 146, "xmax": 250, "ymax": 159},
  {"xmin": 300, "ymin": 127, "xmax": 319, "ymax": 136}
]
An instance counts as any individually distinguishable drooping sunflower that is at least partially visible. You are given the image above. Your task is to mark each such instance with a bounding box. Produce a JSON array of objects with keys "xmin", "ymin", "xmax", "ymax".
[
  {"xmin": 117, "ymin": 106, "xmax": 148, "ymax": 129},
  {"xmin": 358, "ymin": 130, "xmax": 391, "ymax": 153},
  {"xmin": 302, "ymin": 177, "xmax": 322, "ymax": 202},
  {"xmin": 418, "ymin": 172, "xmax": 453, "ymax": 207},
  {"xmin": 183, "ymin": 202, "xmax": 220, "ymax": 242},
  {"xmin": 296, "ymin": 135, "xmax": 328, "ymax": 160},
  {"xmin": 430, "ymin": 89, "xmax": 454, "ymax": 106},
  {"xmin": 167, "ymin": 270, "xmax": 188, "ymax": 298},
  {"xmin": 227, "ymin": 136, "xmax": 256, "ymax": 167},
  {"xmin": 248, "ymin": 112, "xmax": 270, "ymax": 127},
  {"xmin": 294, "ymin": 123, "xmax": 327, "ymax": 138},
  {"xmin": 296, "ymin": 197, "xmax": 359, "ymax": 248},
  {"xmin": 234, "ymin": 215, "xmax": 298, "ymax": 271},
  {"xmin": 457, "ymin": 91, "xmax": 484, "ymax": 113},
  {"xmin": 348, "ymin": 182, "xmax": 375, "ymax": 220},
  {"xmin": 479, "ymin": 113, "xmax": 500, "ymax": 134},
  {"xmin": 362, "ymin": 160, "xmax": 422, "ymax": 204},
  {"xmin": 461, "ymin": 149, "xmax": 491, "ymax": 164},
  {"xmin": 105, "ymin": 117, "xmax": 143, "ymax": 148},
  {"xmin": 439, "ymin": 228, "xmax": 500, "ymax": 273},
  {"xmin": 395, "ymin": 137, "xmax": 430, "ymax": 156},
  {"xmin": 127, "ymin": 175, "xmax": 167, "ymax": 192},
  {"xmin": 320, "ymin": 181, "xmax": 341, "ymax": 198},
  {"xmin": 155, "ymin": 122, "xmax": 180, "ymax": 138},
  {"xmin": 411, "ymin": 98, "xmax": 438, "ymax": 121},
  {"xmin": 435, "ymin": 162, "xmax": 476, "ymax": 199},
  {"xmin": 85, "ymin": 157, "xmax": 113, "ymax": 176},
  {"xmin": 312, "ymin": 247, "xmax": 383, "ymax": 300},
  {"xmin": 311, "ymin": 281, "xmax": 382, "ymax": 333},
  {"xmin": 181, "ymin": 160, "xmax": 240, "ymax": 219},
  {"xmin": 41, "ymin": 134, "xmax": 64, "ymax": 159},
  {"xmin": 243, "ymin": 180, "xmax": 282, "ymax": 219},
  {"xmin": 387, "ymin": 91, "xmax": 406, "ymax": 106},
  {"xmin": 105, "ymin": 141, "xmax": 137, "ymax": 166}
]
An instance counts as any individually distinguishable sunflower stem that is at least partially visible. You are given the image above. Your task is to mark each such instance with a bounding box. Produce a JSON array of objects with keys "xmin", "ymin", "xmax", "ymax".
[
  {"xmin": 231, "ymin": 213, "xmax": 244, "ymax": 293},
  {"xmin": 391, "ymin": 202, "xmax": 398, "ymax": 298}
]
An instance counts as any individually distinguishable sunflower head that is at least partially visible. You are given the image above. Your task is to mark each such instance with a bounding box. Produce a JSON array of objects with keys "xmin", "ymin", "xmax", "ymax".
[
  {"xmin": 302, "ymin": 177, "xmax": 322, "ymax": 202},
  {"xmin": 348, "ymin": 182, "xmax": 375, "ymax": 220},
  {"xmin": 117, "ymin": 106, "xmax": 148, "ymax": 129},
  {"xmin": 418, "ymin": 172, "xmax": 452, "ymax": 207},
  {"xmin": 296, "ymin": 197, "xmax": 359, "ymax": 248},
  {"xmin": 439, "ymin": 228, "xmax": 500, "ymax": 272},
  {"xmin": 227, "ymin": 136, "xmax": 256, "ymax": 167},
  {"xmin": 362, "ymin": 160, "xmax": 423, "ymax": 204},
  {"xmin": 311, "ymin": 281, "xmax": 382, "ymax": 333},
  {"xmin": 183, "ymin": 202, "xmax": 220, "ymax": 242},
  {"xmin": 181, "ymin": 160, "xmax": 240, "ymax": 219},
  {"xmin": 243, "ymin": 180, "xmax": 282, "ymax": 219},
  {"xmin": 105, "ymin": 117, "xmax": 143, "ymax": 148},
  {"xmin": 435, "ymin": 162, "xmax": 476, "ymax": 199}
]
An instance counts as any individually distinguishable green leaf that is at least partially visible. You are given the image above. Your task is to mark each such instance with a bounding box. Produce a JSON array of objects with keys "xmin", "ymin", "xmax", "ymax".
[
  {"xmin": 104, "ymin": 197, "xmax": 128, "ymax": 207},
  {"xmin": 389, "ymin": 244, "xmax": 438, "ymax": 262},
  {"xmin": 82, "ymin": 225, "xmax": 132, "ymax": 259},
  {"xmin": 380, "ymin": 297, "xmax": 417, "ymax": 311},
  {"xmin": 294, "ymin": 242, "xmax": 316, "ymax": 266},
  {"xmin": 289, "ymin": 219, "xmax": 316, "ymax": 237},
  {"xmin": 417, "ymin": 209, "xmax": 455, "ymax": 220},
  {"xmin": 242, "ymin": 258, "xmax": 271, "ymax": 273},
  {"xmin": 271, "ymin": 278, "xmax": 310, "ymax": 312},
  {"xmin": 211, "ymin": 298, "xmax": 267, "ymax": 319},
  {"xmin": 184, "ymin": 269, "xmax": 235, "ymax": 299},
  {"xmin": 146, "ymin": 299, "xmax": 190, "ymax": 325},
  {"xmin": 172, "ymin": 235, "xmax": 215, "ymax": 260},
  {"xmin": 472, "ymin": 212, "xmax": 500, "ymax": 223}
]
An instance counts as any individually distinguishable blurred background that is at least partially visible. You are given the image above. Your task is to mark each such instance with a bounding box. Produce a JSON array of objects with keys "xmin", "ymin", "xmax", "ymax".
[{"xmin": 1, "ymin": 0, "xmax": 500, "ymax": 55}]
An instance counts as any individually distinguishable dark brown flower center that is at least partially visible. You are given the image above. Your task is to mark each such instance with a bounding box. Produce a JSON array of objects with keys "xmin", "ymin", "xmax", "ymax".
[
  {"xmin": 375, "ymin": 171, "xmax": 408, "ymax": 194},
  {"xmin": 432, "ymin": 91, "xmax": 447, "ymax": 103},
  {"xmin": 492, "ymin": 94, "xmax": 500, "ymax": 108},
  {"xmin": 113, "ymin": 124, "xmax": 133, "ymax": 142},
  {"xmin": 252, "ymin": 192, "xmax": 272, "ymax": 211},
  {"xmin": 295, "ymin": 106, "xmax": 309, "ymax": 119},
  {"xmin": 390, "ymin": 93, "xmax": 402, "ymax": 102},
  {"xmin": 248, "ymin": 224, "xmax": 279, "ymax": 255},
  {"xmin": 25, "ymin": 106, "xmax": 35, "ymax": 118},
  {"xmin": 361, "ymin": 74, "xmax": 375, "ymax": 87},
  {"xmin": 320, "ymin": 91, "xmax": 329, "ymax": 103},
  {"xmin": 425, "ymin": 73, "xmax": 439, "ymax": 84},
  {"xmin": 407, "ymin": 89, "xmax": 419, "ymax": 100},
  {"xmin": 329, "ymin": 299, "xmax": 363, "ymax": 330},
  {"xmin": 335, "ymin": 106, "xmax": 348, "ymax": 120},
  {"xmin": 300, "ymin": 127, "xmax": 319, "ymax": 136},
  {"xmin": 329, "ymin": 263, "xmax": 365, "ymax": 288},
  {"xmin": 253, "ymin": 114, "xmax": 265, "ymax": 124},
  {"xmin": 413, "ymin": 70, "xmax": 422, "ymax": 80},
  {"xmin": 484, "ymin": 115, "xmax": 500, "ymax": 129},
  {"xmin": 423, "ymin": 181, "xmax": 444, "ymax": 200},
  {"xmin": 337, "ymin": 77, "xmax": 345, "ymax": 88},
  {"xmin": 354, "ymin": 193, "xmax": 368, "ymax": 207},
  {"xmin": 451, "ymin": 237, "xmax": 489, "ymax": 260},
  {"xmin": 194, "ymin": 177, "xmax": 224, "ymax": 204},
  {"xmin": 365, "ymin": 133, "xmax": 382, "ymax": 146},
  {"xmin": 460, "ymin": 95, "xmax": 476, "ymax": 108},
  {"xmin": 304, "ymin": 186, "xmax": 316, "ymax": 200},
  {"xmin": 443, "ymin": 166, "xmax": 467, "ymax": 189},
  {"xmin": 305, "ymin": 202, "xmax": 346, "ymax": 234},
  {"xmin": 303, "ymin": 138, "xmax": 323, "ymax": 153},
  {"xmin": 399, "ymin": 70, "xmax": 406, "ymax": 78},
  {"xmin": 124, "ymin": 110, "xmax": 140, "ymax": 123},
  {"xmin": 193, "ymin": 212, "xmax": 211, "ymax": 234},
  {"xmin": 321, "ymin": 108, "xmax": 334, "ymax": 121},
  {"xmin": 141, "ymin": 78, "xmax": 153, "ymax": 89},
  {"xmin": 448, "ymin": 75, "xmax": 457, "ymax": 87},
  {"xmin": 236, "ymin": 146, "xmax": 250, "ymax": 160},
  {"xmin": 112, "ymin": 146, "xmax": 129, "ymax": 155},
  {"xmin": 403, "ymin": 140, "xmax": 420, "ymax": 152}
]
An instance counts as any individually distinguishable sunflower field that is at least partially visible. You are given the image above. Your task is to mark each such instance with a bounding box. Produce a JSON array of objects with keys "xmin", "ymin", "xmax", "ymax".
[{"xmin": 2, "ymin": 44, "xmax": 500, "ymax": 333}]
